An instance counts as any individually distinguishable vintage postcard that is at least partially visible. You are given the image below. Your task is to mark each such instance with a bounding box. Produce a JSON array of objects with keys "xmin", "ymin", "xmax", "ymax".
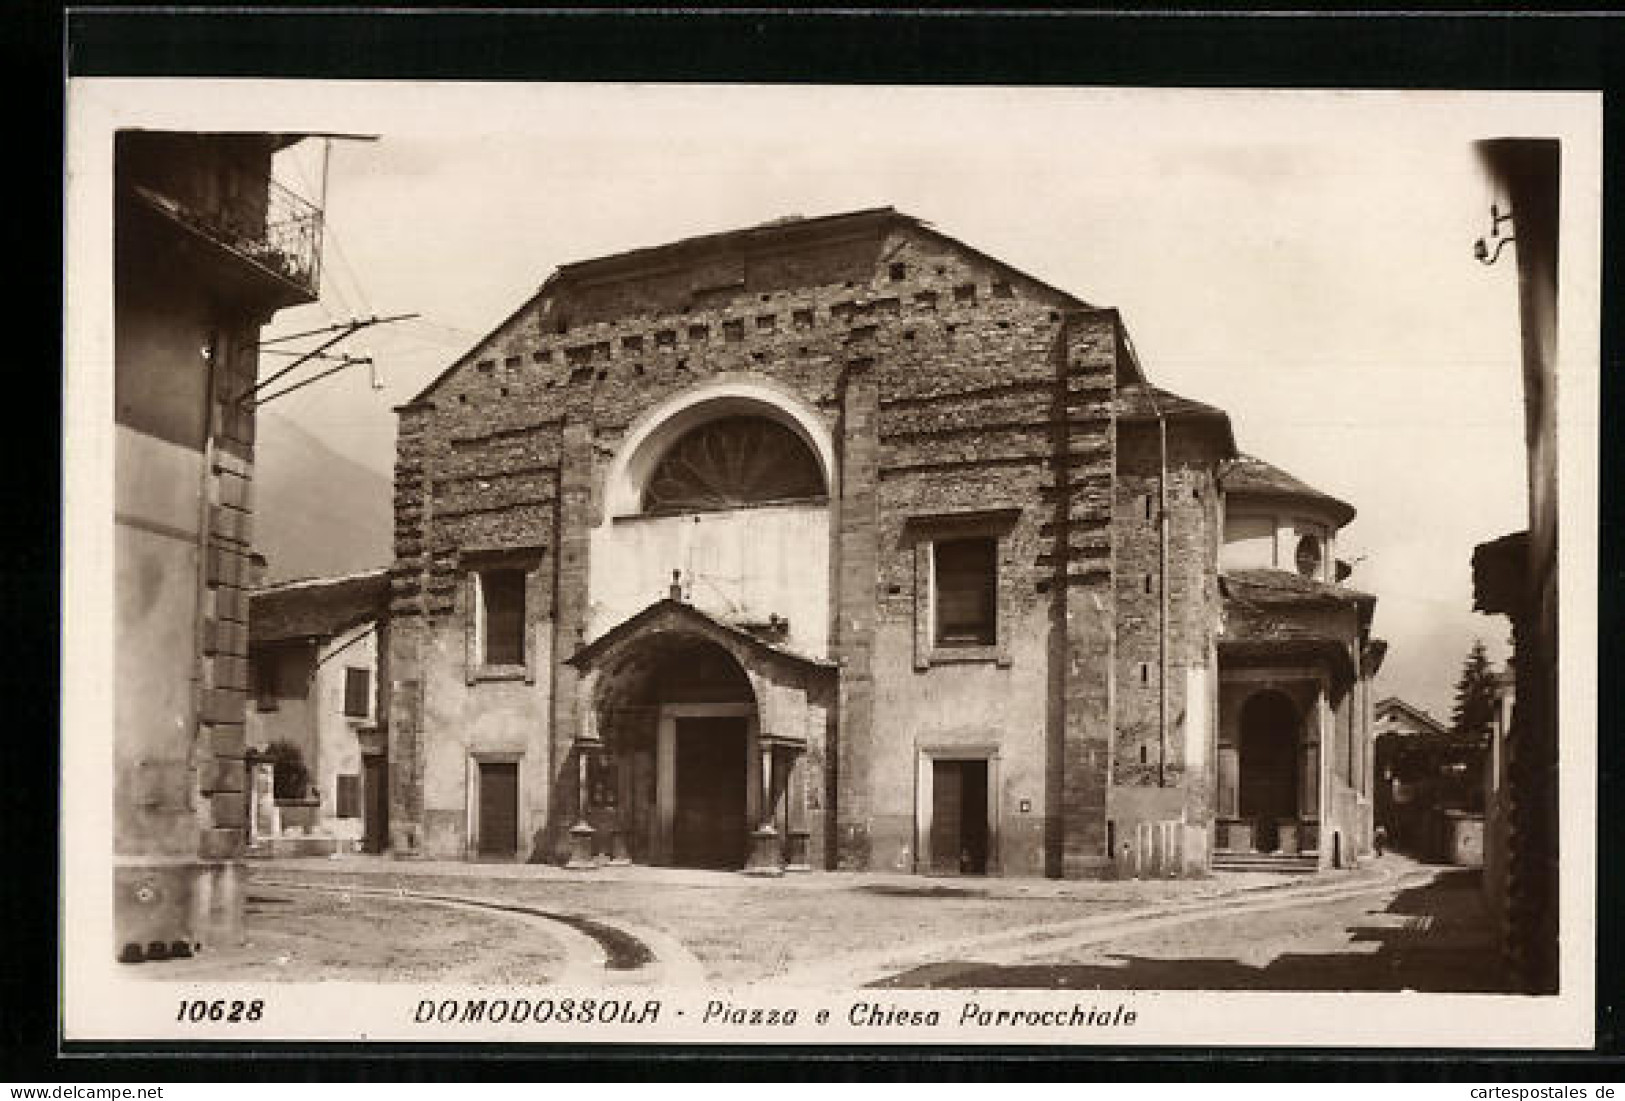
[{"xmin": 62, "ymin": 80, "xmax": 1599, "ymax": 1048}]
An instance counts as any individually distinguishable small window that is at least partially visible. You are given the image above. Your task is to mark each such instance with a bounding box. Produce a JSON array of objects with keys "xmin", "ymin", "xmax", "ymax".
[
  {"xmin": 889, "ymin": 262, "xmax": 907, "ymax": 281},
  {"xmin": 1295, "ymin": 534, "xmax": 1324, "ymax": 579},
  {"xmin": 343, "ymin": 666, "xmax": 370, "ymax": 718},
  {"xmin": 953, "ymin": 283, "xmax": 977, "ymax": 304},
  {"xmin": 335, "ymin": 774, "xmax": 361, "ymax": 818},
  {"xmin": 480, "ymin": 569, "xmax": 527, "ymax": 666},
  {"xmin": 934, "ymin": 537, "xmax": 997, "ymax": 646}
]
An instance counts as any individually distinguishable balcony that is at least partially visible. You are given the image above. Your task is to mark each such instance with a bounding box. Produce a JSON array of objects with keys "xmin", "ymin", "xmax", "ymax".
[{"xmin": 130, "ymin": 175, "xmax": 323, "ymax": 310}]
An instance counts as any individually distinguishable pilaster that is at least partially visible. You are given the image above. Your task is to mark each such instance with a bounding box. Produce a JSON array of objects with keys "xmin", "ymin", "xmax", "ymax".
[{"xmin": 833, "ymin": 358, "xmax": 879, "ymax": 869}]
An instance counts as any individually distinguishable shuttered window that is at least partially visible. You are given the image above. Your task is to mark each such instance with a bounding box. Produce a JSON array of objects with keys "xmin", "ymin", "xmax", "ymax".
[
  {"xmin": 481, "ymin": 569, "xmax": 527, "ymax": 666},
  {"xmin": 336, "ymin": 774, "xmax": 360, "ymax": 818},
  {"xmin": 934, "ymin": 537, "xmax": 997, "ymax": 646},
  {"xmin": 343, "ymin": 666, "xmax": 370, "ymax": 717}
]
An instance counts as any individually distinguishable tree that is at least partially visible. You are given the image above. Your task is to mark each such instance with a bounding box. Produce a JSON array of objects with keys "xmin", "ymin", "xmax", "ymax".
[
  {"xmin": 259, "ymin": 739, "xmax": 312, "ymax": 801},
  {"xmin": 1450, "ymin": 638, "xmax": 1500, "ymax": 742}
]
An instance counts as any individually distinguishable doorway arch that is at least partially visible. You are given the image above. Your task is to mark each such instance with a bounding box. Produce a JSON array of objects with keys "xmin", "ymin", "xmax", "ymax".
[
  {"xmin": 592, "ymin": 631, "xmax": 759, "ymax": 870},
  {"xmin": 1238, "ymin": 690, "xmax": 1300, "ymax": 852}
]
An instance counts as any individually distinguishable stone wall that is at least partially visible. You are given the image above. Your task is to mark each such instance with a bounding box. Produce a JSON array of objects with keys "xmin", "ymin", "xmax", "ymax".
[
  {"xmin": 113, "ymin": 133, "xmax": 290, "ymax": 955},
  {"xmin": 386, "ymin": 216, "xmax": 1126, "ymax": 873},
  {"xmin": 1107, "ymin": 420, "xmax": 1224, "ymax": 870}
]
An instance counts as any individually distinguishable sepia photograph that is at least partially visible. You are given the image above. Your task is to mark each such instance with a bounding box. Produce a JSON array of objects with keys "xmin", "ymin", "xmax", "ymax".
[{"xmin": 62, "ymin": 78, "xmax": 1599, "ymax": 1048}]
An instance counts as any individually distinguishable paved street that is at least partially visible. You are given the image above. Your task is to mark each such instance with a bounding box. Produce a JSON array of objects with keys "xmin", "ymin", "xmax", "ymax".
[
  {"xmin": 871, "ymin": 867, "xmax": 1507, "ymax": 992},
  {"xmin": 138, "ymin": 854, "xmax": 1507, "ymax": 993}
]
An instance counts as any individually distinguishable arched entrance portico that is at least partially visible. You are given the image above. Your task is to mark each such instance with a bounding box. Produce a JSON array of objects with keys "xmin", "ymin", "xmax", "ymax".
[
  {"xmin": 1238, "ymin": 690, "xmax": 1300, "ymax": 852},
  {"xmin": 565, "ymin": 597, "xmax": 835, "ymax": 874},
  {"xmin": 593, "ymin": 632, "xmax": 758, "ymax": 870}
]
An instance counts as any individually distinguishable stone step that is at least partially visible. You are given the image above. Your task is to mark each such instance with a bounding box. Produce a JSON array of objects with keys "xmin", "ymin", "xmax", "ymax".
[{"xmin": 1211, "ymin": 851, "xmax": 1320, "ymax": 873}]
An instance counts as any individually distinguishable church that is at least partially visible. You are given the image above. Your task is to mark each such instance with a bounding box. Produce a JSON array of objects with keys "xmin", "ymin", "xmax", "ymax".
[{"xmin": 382, "ymin": 207, "xmax": 1384, "ymax": 878}]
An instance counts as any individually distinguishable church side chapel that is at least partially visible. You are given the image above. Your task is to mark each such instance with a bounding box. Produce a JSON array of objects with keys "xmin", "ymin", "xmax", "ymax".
[{"xmin": 381, "ymin": 208, "xmax": 1383, "ymax": 878}]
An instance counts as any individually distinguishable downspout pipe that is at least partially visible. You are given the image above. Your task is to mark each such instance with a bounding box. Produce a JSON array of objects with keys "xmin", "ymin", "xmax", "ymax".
[{"xmin": 1148, "ymin": 388, "xmax": 1171, "ymax": 788}]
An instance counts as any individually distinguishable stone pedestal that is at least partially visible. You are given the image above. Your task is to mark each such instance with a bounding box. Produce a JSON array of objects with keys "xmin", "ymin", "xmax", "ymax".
[
  {"xmin": 566, "ymin": 821, "xmax": 597, "ymax": 869},
  {"xmin": 1217, "ymin": 818, "xmax": 1253, "ymax": 853},
  {"xmin": 608, "ymin": 826, "xmax": 631, "ymax": 866},
  {"xmin": 248, "ymin": 761, "xmax": 279, "ymax": 847},
  {"xmin": 784, "ymin": 829, "xmax": 811, "ymax": 872},
  {"xmin": 744, "ymin": 826, "xmax": 783, "ymax": 876}
]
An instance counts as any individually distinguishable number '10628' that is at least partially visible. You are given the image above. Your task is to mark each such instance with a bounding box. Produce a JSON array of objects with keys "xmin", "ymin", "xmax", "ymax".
[{"xmin": 176, "ymin": 999, "xmax": 264, "ymax": 1022}]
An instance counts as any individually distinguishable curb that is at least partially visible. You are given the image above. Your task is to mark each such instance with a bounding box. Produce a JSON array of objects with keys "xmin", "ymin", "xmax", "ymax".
[{"xmin": 258, "ymin": 877, "xmax": 705, "ymax": 986}]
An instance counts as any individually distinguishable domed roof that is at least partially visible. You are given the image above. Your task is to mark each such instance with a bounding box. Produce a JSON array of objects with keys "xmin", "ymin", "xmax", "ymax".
[{"xmin": 1219, "ymin": 453, "xmax": 1356, "ymax": 527}]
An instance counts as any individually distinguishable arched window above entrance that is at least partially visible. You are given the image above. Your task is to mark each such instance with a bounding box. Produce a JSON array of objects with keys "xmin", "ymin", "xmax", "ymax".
[{"xmin": 641, "ymin": 415, "xmax": 826, "ymax": 514}]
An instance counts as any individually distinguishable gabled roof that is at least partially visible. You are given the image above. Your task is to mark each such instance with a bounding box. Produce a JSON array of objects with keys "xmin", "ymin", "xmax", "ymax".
[
  {"xmin": 1219, "ymin": 453, "xmax": 1356, "ymax": 527},
  {"xmin": 548, "ymin": 207, "xmax": 1095, "ymax": 311},
  {"xmin": 404, "ymin": 207, "xmax": 1129, "ymax": 407},
  {"xmin": 1374, "ymin": 696, "xmax": 1449, "ymax": 737},
  {"xmin": 555, "ymin": 207, "xmax": 905, "ymax": 285},
  {"xmin": 1115, "ymin": 381, "xmax": 1237, "ymax": 455},
  {"xmin": 250, "ymin": 568, "xmax": 390, "ymax": 644},
  {"xmin": 566, "ymin": 598, "xmax": 836, "ymax": 674}
]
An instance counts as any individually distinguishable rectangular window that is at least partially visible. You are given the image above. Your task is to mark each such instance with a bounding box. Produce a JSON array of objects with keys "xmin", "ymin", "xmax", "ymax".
[
  {"xmin": 480, "ymin": 569, "xmax": 527, "ymax": 666},
  {"xmin": 343, "ymin": 666, "xmax": 370, "ymax": 718},
  {"xmin": 934, "ymin": 537, "xmax": 997, "ymax": 646},
  {"xmin": 336, "ymin": 774, "xmax": 361, "ymax": 818}
]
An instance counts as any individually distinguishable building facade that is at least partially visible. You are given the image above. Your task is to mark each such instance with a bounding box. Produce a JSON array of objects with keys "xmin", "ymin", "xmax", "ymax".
[
  {"xmin": 384, "ymin": 209, "xmax": 1383, "ymax": 878},
  {"xmin": 114, "ymin": 131, "xmax": 323, "ymax": 960},
  {"xmin": 1470, "ymin": 137, "xmax": 1561, "ymax": 994},
  {"xmin": 246, "ymin": 568, "xmax": 391, "ymax": 854}
]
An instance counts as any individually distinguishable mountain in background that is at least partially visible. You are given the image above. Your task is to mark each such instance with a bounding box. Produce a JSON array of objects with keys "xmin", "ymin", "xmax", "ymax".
[{"xmin": 254, "ymin": 406, "xmax": 393, "ymax": 584}]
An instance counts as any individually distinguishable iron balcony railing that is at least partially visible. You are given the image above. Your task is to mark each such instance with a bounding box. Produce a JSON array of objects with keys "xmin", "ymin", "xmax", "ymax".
[
  {"xmin": 234, "ymin": 177, "xmax": 324, "ymax": 297},
  {"xmin": 135, "ymin": 175, "xmax": 324, "ymax": 299}
]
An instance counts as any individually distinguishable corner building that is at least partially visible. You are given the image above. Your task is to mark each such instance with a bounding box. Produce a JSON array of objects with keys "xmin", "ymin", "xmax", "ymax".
[{"xmin": 387, "ymin": 209, "xmax": 1383, "ymax": 878}]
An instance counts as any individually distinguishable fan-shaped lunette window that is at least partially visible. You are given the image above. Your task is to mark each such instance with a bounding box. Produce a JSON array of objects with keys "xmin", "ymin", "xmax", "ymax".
[{"xmin": 642, "ymin": 416, "xmax": 826, "ymax": 514}]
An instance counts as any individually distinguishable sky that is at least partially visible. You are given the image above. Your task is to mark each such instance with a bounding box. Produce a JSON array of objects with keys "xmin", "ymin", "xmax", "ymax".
[{"xmin": 222, "ymin": 83, "xmax": 1596, "ymax": 722}]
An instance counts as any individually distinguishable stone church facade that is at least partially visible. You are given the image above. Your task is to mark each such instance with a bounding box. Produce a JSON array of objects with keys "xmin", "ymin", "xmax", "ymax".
[{"xmin": 384, "ymin": 208, "xmax": 1383, "ymax": 878}]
